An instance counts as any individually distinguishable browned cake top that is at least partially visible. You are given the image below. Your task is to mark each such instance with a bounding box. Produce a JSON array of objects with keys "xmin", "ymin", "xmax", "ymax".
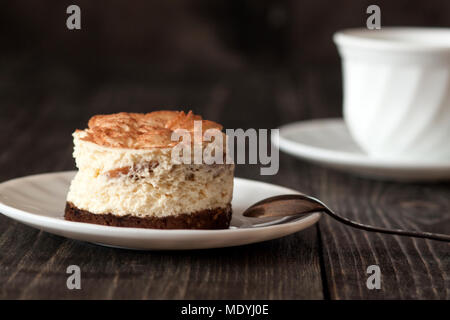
[{"xmin": 77, "ymin": 111, "xmax": 222, "ymax": 149}]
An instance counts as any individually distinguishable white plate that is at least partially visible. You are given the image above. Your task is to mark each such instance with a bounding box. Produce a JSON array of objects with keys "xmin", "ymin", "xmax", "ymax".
[
  {"xmin": 0, "ymin": 171, "xmax": 320, "ymax": 250},
  {"xmin": 274, "ymin": 118, "xmax": 450, "ymax": 181}
]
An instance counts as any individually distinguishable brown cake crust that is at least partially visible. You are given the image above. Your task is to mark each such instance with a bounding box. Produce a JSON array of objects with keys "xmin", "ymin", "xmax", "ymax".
[
  {"xmin": 78, "ymin": 110, "xmax": 223, "ymax": 149},
  {"xmin": 64, "ymin": 202, "xmax": 232, "ymax": 229}
]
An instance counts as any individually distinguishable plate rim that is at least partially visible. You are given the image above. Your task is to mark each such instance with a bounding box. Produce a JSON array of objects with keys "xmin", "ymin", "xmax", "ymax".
[
  {"xmin": 0, "ymin": 171, "xmax": 321, "ymax": 237},
  {"xmin": 275, "ymin": 118, "xmax": 450, "ymax": 170}
]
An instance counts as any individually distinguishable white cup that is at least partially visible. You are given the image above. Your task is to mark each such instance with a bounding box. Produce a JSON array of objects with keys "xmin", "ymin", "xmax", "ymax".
[{"xmin": 333, "ymin": 27, "xmax": 450, "ymax": 162}]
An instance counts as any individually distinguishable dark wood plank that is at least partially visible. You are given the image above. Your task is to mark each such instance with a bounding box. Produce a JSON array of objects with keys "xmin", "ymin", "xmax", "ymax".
[
  {"xmin": 287, "ymin": 66, "xmax": 450, "ymax": 299},
  {"xmin": 316, "ymin": 173, "xmax": 450, "ymax": 299},
  {"xmin": 1, "ymin": 58, "xmax": 448, "ymax": 299},
  {"xmin": 0, "ymin": 217, "xmax": 321, "ymax": 299},
  {"xmin": 0, "ymin": 65, "xmax": 323, "ymax": 299}
]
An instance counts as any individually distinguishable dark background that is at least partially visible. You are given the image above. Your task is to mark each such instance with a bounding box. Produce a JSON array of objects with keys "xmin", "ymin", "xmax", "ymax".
[
  {"xmin": 2, "ymin": 0, "xmax": 450, "ymax": 69},
  {"xmin": 1, "ymin": 0, "xmax": 450, "ymax": 179},
  {"xmin": 0, "ymin": 1, "xmax": 449, "ymax": 300}
]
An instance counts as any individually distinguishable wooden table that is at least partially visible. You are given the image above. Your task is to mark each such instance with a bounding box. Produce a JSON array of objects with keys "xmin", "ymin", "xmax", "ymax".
[{"xmin": 0, "ymin": 61, "xmax": 448, "ymax": 299}]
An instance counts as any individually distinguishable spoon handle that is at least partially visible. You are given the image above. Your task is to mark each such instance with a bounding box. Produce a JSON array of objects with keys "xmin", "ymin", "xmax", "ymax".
[
  {"xmin": 243, "ymin": 194, "xmax": 450, "ymax": 242},
  {"xmin": 321, "ymin": 208, "xmax": 450, "ymax": 242}
]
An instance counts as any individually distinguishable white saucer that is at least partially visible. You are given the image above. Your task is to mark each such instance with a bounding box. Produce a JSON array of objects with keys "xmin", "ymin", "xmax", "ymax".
[
  {"xmin": 274, "ymin": 118, "xmax": 450, "ymax": 181},
  {"xmin": 0, "ymin": 171, "xmax": 320, "ymax": 250}
]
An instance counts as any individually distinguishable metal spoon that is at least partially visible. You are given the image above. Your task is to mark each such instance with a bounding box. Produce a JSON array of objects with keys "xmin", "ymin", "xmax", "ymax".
[{"xmin": 243, "ymin": 194, "xmax": 450, "ymax": 242}]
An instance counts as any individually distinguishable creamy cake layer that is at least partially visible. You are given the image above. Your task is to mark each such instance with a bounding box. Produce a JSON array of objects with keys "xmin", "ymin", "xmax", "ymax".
[{"xmin": 66, "ymin": 133, "xmax": 234, "ymax": 217}]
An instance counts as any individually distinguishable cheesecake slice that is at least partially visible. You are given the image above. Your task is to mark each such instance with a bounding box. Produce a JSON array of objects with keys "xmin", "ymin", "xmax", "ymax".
[{"xmin": 65, "ymin": 111, "xmax": 234, "ymax": 229}]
